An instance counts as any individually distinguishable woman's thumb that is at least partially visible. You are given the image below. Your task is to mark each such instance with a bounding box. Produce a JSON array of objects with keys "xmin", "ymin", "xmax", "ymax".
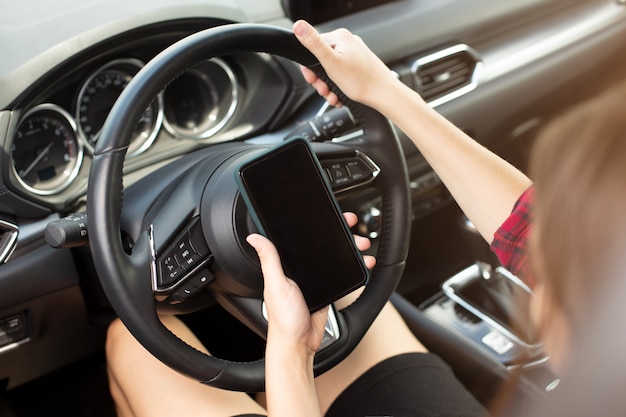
[{"xmin": 246, "ymin": 234, "xmax": 285, "ymax": 284}]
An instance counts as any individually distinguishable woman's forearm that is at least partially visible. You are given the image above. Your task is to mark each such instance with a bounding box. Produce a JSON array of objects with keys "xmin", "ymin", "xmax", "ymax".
[
  {"xmin": 265, "ymin": 339, "xmax": 321, "ymax": 417},
  {"xmin": 292, "ymin": 20, "xmax": 531, "ymax": 241},
  {"xmin": 375, "ymin": 77, "xmax": 532, "ymax": 242}
]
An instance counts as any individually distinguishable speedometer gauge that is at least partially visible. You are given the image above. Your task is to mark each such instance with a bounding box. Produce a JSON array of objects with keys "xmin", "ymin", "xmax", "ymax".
[
  {"xmin": 11, "ymin": 104, "xmax": 83, "ymax": 195},
  {"xmin": 76, "ymin": 58, "xmax": 163, "ymax": 157}
]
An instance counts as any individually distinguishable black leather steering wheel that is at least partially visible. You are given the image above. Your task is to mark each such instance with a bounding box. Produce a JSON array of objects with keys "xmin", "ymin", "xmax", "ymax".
[{"xmin": 88, "ymin": 23, "xmax": 410, "ymax": 392}]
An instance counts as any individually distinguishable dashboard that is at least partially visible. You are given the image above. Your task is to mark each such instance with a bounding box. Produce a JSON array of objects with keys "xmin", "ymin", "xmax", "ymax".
[
  {"xmin": 2, "ymin": 19, "xmax": 302, "ymax": 215},
  {"xmin": 1, "ymin": 0, "xmax": 626, "ymax": 406}
]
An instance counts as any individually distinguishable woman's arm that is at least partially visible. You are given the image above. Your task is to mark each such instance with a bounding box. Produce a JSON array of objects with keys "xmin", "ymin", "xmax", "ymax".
[
  {"xmin": 247, "ymin": 213, "xmax": 376, "ymax": 416},
  {"xmin": 247, "ymin": 233, "xmax": 325, "ymax": 417},
  {"xmin": 293, "ymin": 20, "xmax": 532, "ymax": 242}
]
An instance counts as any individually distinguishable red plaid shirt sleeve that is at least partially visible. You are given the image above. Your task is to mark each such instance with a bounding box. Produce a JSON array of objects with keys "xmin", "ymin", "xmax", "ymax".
[{"xmin": 490, "ymin": 186, "xmax": 534, "ymax": 288}]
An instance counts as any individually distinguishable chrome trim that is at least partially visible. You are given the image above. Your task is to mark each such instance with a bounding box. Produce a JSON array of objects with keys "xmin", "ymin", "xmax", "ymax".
[
  {"xmin": 546, "ymin": 379, "xmax": 561, "ymax": 392},
  {"xmin": 148, "ymin": 224, "xmax": 160, "ymax": 296},
  {"xmin": 11, "ymin": 103, "xmax": 84, "ymax": 196},
  {"xmin": 155, "ymin": 257, "xmax": 214, "ymax": 295},
  {"xmin": 410, "ymin": 44, "xmax": 482, "ymax": 108},
  {"xmin": 262, "ymin": 302, "xmax": 341, "ymax": 350},
  {"xmin": 323, "ymin": 306, "xmax": 340, "ymax": 344},
  {"xmin": 315, "ymin": 101, "xmax": 331, "ymax": 118},
  {"xmin": 442, "ymin": 263, "xmax": 540, "ymax": 350},
  {"xmin": 495, "ymin": 265, "xmax": 533, "ymax": 294},
  {"xmin": 148, "ymin": 224, "xmax": 213, "ymax": 296},
  {"xmin": 331, "ymin": 129, "xmax": 364, "ymax": 143},
  {"xmin": 507, "ymin": 354, "xmax": 551, "ymax": 371},
  {"xmin": 0, "ymin": 219, "xmax": 18, "ymax": 263},
  {"xmin": 0, "ymin": 337, "xmax": 31, "ymax": 355},
  {"xmin": 162, "ymin": 58, "xmax": 239, "ymax": 141}
]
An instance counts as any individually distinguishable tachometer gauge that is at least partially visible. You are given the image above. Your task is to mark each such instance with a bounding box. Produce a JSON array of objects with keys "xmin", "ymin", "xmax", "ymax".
[
  {"xmin": 11, "ymin": 104, "xmax": 83, "ymax": 195},
  {"xmin": 76, "ymin": 58, "xmax": 163, "ymax": 157}
]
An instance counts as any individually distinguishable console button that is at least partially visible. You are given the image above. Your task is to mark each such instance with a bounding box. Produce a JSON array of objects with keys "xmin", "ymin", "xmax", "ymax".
[{"xmin": 6, "ymin": 313, "xmax": 26, "ymax": 342}]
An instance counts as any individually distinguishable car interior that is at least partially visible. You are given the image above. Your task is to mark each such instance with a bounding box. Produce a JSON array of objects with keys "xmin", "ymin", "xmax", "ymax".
[{"xmin": 1, "ymin": 0, "xmax": 626, "ymax": 415}]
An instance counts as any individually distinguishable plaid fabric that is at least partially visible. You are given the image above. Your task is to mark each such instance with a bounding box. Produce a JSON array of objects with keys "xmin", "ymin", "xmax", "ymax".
[{"xmin": 490, "ymin": 186, "xmax": 534, "ymax": 288}]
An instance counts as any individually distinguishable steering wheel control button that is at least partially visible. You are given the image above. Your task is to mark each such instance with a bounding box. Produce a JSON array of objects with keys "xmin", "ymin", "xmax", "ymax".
[
  {"xmin": 345, "ymin": 159, "xmax": 370, "ymax": 182},
  {"xmin": 327, "ymin": 163, "xmax": 350, "ymax": 187},
  {"xmin": 189, "ymin": 268, "xmax": 214, "ymax": 288},
  {"xmin": 170, "ymin": 268, "xmax": 214, "ymax": 303},
  {"xmin": 158, "ymin": 248, "xmax": 184, "ymax": 287},
  {"xmin": 172, "ymin": 282, "xmax": 199, "ymax": 301},
  {"xmin": 155, "ymin": 218, "xmax": 214, "ymax": 291},
  {"xmin": 321, "ymin": 154, "xmax": 380, "ymax": 192}
]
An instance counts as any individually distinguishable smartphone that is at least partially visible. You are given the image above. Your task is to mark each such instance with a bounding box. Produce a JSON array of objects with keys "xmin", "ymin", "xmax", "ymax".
[{"xmin": 236, "ymin": 137, "xmax": 369, "ymax": 312}]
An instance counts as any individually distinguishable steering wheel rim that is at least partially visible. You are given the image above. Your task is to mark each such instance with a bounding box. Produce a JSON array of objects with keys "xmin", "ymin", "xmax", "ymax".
[{"xmin": 88, "ymin": 23, "xmax": 411, "ymax": 391}]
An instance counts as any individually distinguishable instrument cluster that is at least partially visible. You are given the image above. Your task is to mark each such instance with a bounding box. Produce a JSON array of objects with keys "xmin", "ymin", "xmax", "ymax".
[{"xmin": 10, "ymin": 56, "xmax": 239, "ymax": 196}]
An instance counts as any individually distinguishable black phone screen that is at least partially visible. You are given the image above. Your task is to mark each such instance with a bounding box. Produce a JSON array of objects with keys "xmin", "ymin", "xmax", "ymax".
[{"xmin": 236, "ymin": 138, "xmax": 369, "ymax": 312}]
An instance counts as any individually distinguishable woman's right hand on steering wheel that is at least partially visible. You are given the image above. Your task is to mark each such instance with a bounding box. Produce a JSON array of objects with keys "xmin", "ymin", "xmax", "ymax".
[{"xmin": 293, "ymin": 20, "xmax": 402, "ymax": 110}]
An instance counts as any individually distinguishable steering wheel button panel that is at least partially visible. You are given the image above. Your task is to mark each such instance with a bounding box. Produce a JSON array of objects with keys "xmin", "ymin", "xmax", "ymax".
[
  {"xmin": 170, "ymin": 268, "xmax": 215, "ymax": 303},
  {"xmin": 321, "ymin": 154, "xmax": 380, "ymax": 192},
  {"xmin": 158, "ymin": 248, "xmax": 183, "ymax": 287},
  {"xmin": 172, "ymin": 282, "xmax": 200, "ymax": 301},
  {"xmin": 154, "ymin": 217, "xmax": 214, "ymax": 293},
  {"xmin": 345, "ymin": 159, "xmax": 370, "ymax": 181},
  {"xmin": 327, "ymin": 163, "xmax": 350, "ymax": 186}
]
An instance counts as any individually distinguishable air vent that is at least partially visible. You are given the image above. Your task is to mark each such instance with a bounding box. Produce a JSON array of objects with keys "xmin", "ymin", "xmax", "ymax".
[
  {"xmin": 411, "ymin": 44, "xmax": 481, "ymax": 107},
  {"xmin": 0, "ymin": 220, "xmax": 18, "ymax": 263}
]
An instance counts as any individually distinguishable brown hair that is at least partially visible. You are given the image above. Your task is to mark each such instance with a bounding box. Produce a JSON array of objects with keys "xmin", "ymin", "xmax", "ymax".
[{"xmin": 530, "ymin": 82, "xmax": 626, "ymax": 335}]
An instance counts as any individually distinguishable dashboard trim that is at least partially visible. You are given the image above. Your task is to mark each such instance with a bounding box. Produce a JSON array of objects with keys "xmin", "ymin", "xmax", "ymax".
[
  {"xmin": 410, "ymin": 44, "xmax": 483, "ymax": 109},
  {"xmin": 0, "ymin": 219, "xmax": 18, "ymax": 264}
]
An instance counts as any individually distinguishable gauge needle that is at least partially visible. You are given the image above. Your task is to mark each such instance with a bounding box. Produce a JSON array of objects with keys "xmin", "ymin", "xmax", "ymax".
[{"xmin": 22, "ymin": 141, "xmax": 54, "ymax": 177}]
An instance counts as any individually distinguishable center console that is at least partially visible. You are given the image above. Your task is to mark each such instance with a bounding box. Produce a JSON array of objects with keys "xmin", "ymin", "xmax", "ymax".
[{"xmin": 393, "ymin": 262, "xmax": 560, "ymax": 408}]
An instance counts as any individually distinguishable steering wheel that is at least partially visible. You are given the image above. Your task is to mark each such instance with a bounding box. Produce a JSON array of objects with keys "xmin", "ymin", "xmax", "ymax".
[{"xmin": 88, "ymin": 23, "xmax": 410, "ymax": 392}]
